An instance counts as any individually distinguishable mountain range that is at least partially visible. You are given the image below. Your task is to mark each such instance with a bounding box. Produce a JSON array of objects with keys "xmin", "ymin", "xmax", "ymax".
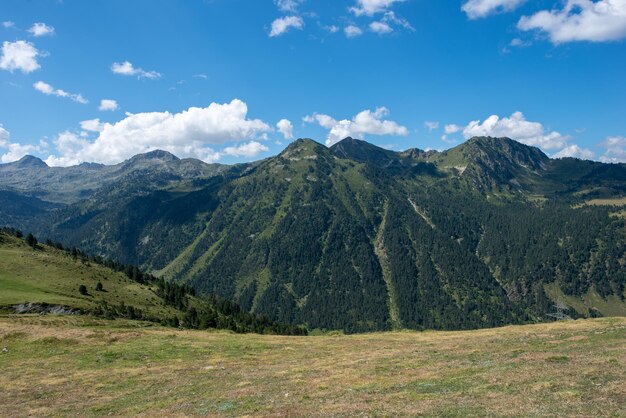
[{"xmin": 1, "ymin": 136, "xmax": 625, "ymax": 332}]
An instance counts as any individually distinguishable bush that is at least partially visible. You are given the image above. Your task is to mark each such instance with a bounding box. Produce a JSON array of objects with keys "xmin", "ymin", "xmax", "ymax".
[
  {"xmin": 95, "ymin": 282, "xmax": 103, "ymax": 292},
  {"xmin": 79, "ymin": 285, "xmax": 88, "ymax": 295}
]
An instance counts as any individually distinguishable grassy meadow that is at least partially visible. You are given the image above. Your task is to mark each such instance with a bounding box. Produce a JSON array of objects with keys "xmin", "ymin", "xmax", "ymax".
[
  {"xmin": 0, "ymin": 315, "xmax": 624, "ymax": 417},
  {"xmin": 0, "ymin": 234, "xmax": 178, "ymax": 319}
]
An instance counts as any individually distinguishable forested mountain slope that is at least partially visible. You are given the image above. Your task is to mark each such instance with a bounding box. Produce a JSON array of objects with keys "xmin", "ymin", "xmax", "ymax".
[{"xmin": 1, "ymin": 137, "xmax": 625, "ymax": 332}]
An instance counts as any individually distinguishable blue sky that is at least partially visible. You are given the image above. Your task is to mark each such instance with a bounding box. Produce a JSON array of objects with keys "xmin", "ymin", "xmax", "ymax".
[{"xmin": 1, "ymin": 0, "xmax": 625, "ymax": 165}]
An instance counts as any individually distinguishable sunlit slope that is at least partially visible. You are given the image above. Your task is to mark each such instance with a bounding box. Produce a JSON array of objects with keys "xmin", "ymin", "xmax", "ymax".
[{"xmin": 0, "ymin": 232, "xmax": 176, "ymax": 318}]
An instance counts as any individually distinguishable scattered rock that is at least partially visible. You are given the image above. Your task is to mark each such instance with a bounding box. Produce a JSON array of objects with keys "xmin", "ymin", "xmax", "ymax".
[{"xmin": 13, "ymin": 303, "xmax": 80, "ymax": 315}]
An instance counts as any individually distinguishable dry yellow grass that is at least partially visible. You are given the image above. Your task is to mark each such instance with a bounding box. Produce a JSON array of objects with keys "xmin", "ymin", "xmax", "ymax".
[
  {"xmin": 585, "ymin": 197, "xmax": 626, "ymax": 206},
  {"xmin": 0, "ymin": 315, "xmax": 624, "ymax": 417}
]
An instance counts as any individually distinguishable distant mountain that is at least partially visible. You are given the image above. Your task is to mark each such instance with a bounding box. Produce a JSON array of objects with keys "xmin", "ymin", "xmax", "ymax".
[
  {"xmin": 1, "ymin": 137, "xmax": 625, "ymax": 332},
  {"xmin": 0, "ymin": 149, "xmax": 225, "ymax": 204}
]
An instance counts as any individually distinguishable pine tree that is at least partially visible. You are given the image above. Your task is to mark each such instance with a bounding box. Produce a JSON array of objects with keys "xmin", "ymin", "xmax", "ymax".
[{"xmin": 26, "ymin": 233, "xmax": 37, "ymax": 249}]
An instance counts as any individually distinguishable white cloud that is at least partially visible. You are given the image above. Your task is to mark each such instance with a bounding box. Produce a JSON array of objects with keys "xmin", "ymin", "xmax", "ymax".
[
  {"xmin": 28, "ymin": 22, "xmax": 55, "ymax": 37},
  {"xmin": 277, "ymin": 119, "xmax": 294, "ymax": 139},
  {"xmin": 462, "ymin": 0, "xmax": 525, "ymax": 19},
  {"xmin": 275, "ymin": 0, "xmax": 304, "ymax": 12},
  {"xmin": 33, "ymin": 81, "xmax": 88, "ymax": 104},
  {"xmin": 99, "ymin": 99, "xmax": 119, "ymax": 111},
  {"xmin": 425, "ymin": 121, "xmax": 439, "ymax": 132},
  {"xmin": 111, "ymin": 61, "xmax": 161, "ymax": 79},
  {"xmin": 0, "ymin": 126, "xmax": 7, "ymax": 144},
  {"xmin": 599, "ymin": 136, "xmax": 626, "ymax": 163},
  {"xmin": 304, "ymin": 106, "xmax": 408, "ymax": 146},
  {"xmin": 344, "ymin": 25, "xmax": 364, "ymax": 37},
  {"xmin": 44, "ymin": 99, "xmax": 272, "ymax": 166},
  {"xmin": 381, "ymin": 11, "xmax": 414, "ymax": 30},
  {"xmin": 351, "ymin": 0, "xmax": 405, "ymax": 16},
  {"xmin": 0, "ymin": 125, "xmax": 41, "ymax": 163},
  {"xmin": 460, "ymin": 111, "xmax": 568, "ymax": 150},
  {"xmin": 370, "ymin": 21, "xmax": 393, "ymax": 34},
  {"xmin": 501, "ymin": 37, "xmax": 532, "ymax": 53},
  {"xmin": 2, "ymin": 21, "xmax": 15, "ymax": 29},
  {"xmin": 223, "ymin": 141, "xmax": 269, "ymax": 158},
  {"xmin": 0, "ymin": 40, "xmax": 41, "ymax": 73},
  {"xmin": 269, "ymin": 16, "xmax": 304, "ymax": 37},
  {"xmin": 444, "ymin": 124, "xmax": 463, "ymax": 134},
  {"xmin": 518, "ymin": 0, "xmax": 626, "ymax": 44},
  {"xmin": 80, "ymin": 119, "xmax": 105, "ymax": 132},
  {"xmin": 553, "ymin": 144, "xmax": 595, "ymax": 160},
  {"xmin": 323, "ymin": 25, "xmax": 340, "ymax": 33}
]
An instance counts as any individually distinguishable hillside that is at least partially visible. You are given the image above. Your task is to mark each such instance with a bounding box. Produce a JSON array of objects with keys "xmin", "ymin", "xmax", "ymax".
[
  {"xmin": 0, "ymin": 315, "xmax": 624, "ymax": 416},
  {"xmin": 0, "ymin": 230, "xmax": 305, "ymax": 335},
  {"xmin": 1, "ymin": 136, "xmax": 626, "ymax": 332}
]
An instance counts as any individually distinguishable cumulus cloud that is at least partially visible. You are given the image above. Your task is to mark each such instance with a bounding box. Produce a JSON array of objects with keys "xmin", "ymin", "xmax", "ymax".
[
  {"xmin": 99, "ymin": 99, "xmax": 119, "ymax": 111},
  {"xmin": 269, "ymin": 16, "xmax": 304, "ymax": 37},
  {"xmin": 277, "ymin": 119, "xmax": 294, "ymax": 139},
  {"xmin": 462, "ymin": 0, "xmax": 525, "ymax": 19},
  {"xmin": 518, "ymin": 0, "xmax": 626, "ymax": 44},
  {"xmin": 0, "ymin": 40, "xmax": 41, "ymax": 73},
  {"xmin": 0, "ymin": 125, "xmax": 41, "ymax": 163},
  {"xmin": 553, "ymin": 144, "xmax": 595, "ymax": 160},
  {"xmin": 44, "ymin": 99, "xmax": 272, "ymax": 166},
  {"xmin": 370, "ymin": 21, "xmax": 393, "ymax": 34},
  {"xmin": 2, "ymin": 21, "xmax": 15, "ymax": 29},
  {"xmin": 79, "ymin": 119, "xmax": 105, "ymax": 132},
  {"xmin": 344, "ymin": 25, "xmax": 364, "ymax": 37},
  {"xmin": 275, "ymin": 0, "xmax": 304, "ymax": 12},
  {"xmin": 223, "ymin": 141, "xmax": 269, "ymax": 158},
  {"xmin": 459, "ymin": 111, "xmax": 568, "ymax": 150},
  {"xmin": 28, "ymin": 22, "xmax": 55, "ymax": 37},
  {"xmin": 599, "ymin": 136, "xmax": 626, "ymax": 163},
  {"xmin": 33, "ymin": 81, "xmax": 88, "ymax": 104},
  {"xmin": 111, "ymin": 61, "xmax": 161, "ymax": 79},
  {"xmin": 304, "ymin": 106, "xmax": 408, "ymax": 146},
  {"xmin": 424, "ymin": 121, "xmax": 439, "ymax": 132},
  {"xmin": 444, "ymin": 124, "xmax": 463, "ymax": 134},
  {"xmin": 351, "ymin": 0, "xmax": 406, "ymax": 16}
]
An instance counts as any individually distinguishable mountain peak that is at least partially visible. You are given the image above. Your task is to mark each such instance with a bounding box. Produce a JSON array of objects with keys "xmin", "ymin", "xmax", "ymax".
[
  {"xmin": 16, "ymin": 155, "xmax": 48, "ymax": 168},
  {"xmin": 462, "ymin": 136, "xmax": 549, "ymax": 168},
  {"xmin": 124, "ymin": 149, "xmax": 180, "ymax": 167},
  {"xmin": 135, "ymin": 149, "xmax": 180, "ymax": 161},
  {"xmin": 280, "ymin": 138, "xmax": 327, "ymax": 159},
  {"xmin": 330, "ymin": 137, "xmax": 399, "ymax": 166}
]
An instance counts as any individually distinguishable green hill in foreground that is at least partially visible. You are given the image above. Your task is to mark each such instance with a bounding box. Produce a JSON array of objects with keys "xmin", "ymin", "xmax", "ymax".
[
  {"xmin": 0, "ymin": 315, "xmax": 623, "ymax": 416},
  {"xmin": 0, "ymin": 230, "xmax": 305, "ymax": 335}
]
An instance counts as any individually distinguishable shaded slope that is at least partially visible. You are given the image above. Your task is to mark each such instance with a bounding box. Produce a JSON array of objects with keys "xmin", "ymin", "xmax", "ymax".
[{"xmin": 165, "ymin": 139, "xmax": 521, "ymax": 332}]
